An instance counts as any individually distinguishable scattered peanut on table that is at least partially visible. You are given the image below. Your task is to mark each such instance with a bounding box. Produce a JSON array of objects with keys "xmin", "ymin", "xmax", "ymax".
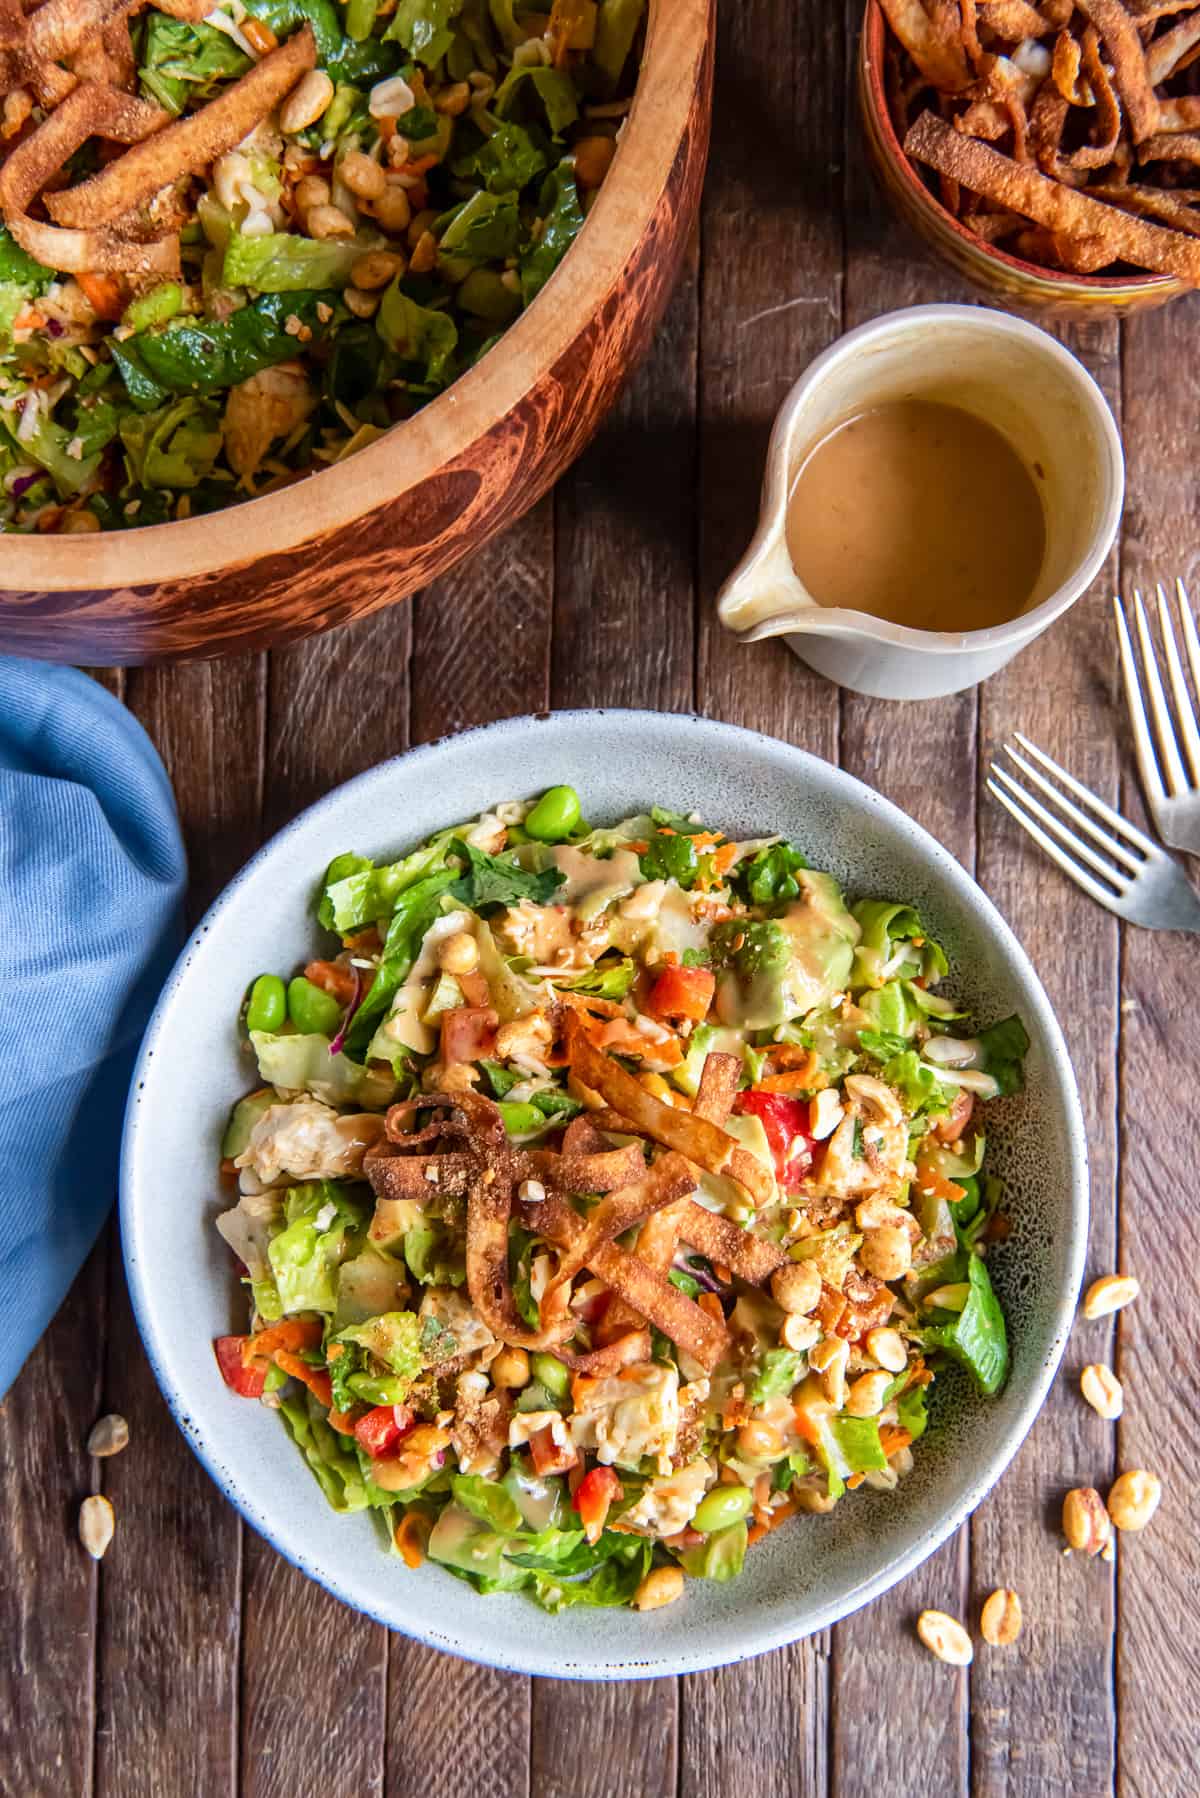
[
  {"xmin": 1108, "ymin": 1470, "xmax": 1162, "ymax": 1533},
  {"xmin": 78, "ymin": 1494, "xmax": 115, "ymax": 1560},
  {"xmin": 917, "ymin": 1609, "xmax": 974, "ymax": 1666},
  {"xmin": 1080, "ymin": 1363, "xmax": 1124, "ymax": 1420},
  {"xmin": 1082, "ymin": 1274, "xmax": 1140, "ymax": 1320},
  {"xmin": 86, "ymin": 1413, "xmax": 129, "ymax": 1458},
  {"xmin": 1063, "ymin": 1486, "xmax": 1112, "ymax": 1557},
  {"xmin": 980, "ymin": 1588, "xmax": 1023, "ymax": 1647}
]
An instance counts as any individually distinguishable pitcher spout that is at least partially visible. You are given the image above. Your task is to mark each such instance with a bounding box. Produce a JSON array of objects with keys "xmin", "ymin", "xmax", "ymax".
[{"xmin": 716, "ymin": 524, "xmax": 815, "ymax": 638}]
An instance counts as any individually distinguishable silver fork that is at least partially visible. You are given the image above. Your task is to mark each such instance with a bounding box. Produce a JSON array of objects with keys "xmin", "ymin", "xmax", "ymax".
[
  {"xmin": 1114, "ymin": 579, "xmax": 1200, "ymax": 855},
  {"xmin": 987, "ymin": 733, "xmax": 1200, "ymax": 931}
]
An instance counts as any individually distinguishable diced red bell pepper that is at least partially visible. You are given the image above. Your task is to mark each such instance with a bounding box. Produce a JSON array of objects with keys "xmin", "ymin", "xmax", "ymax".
[
  {"xmin": 440, "ymin": 1005, "xmax": 499, "ymax": 1064},
  {"xmin": 733, "ymin": 1089, "xmax": 813, "ymax": 1188},
  {"xmin": 571, "ymin": 1464, "xmax": 623, "ymax": 1543},
  {"xmin": 645, "ymin": 963, "xmax": 715, "ymax": 1023},
  {"xmin": 354, "ymin": 1403, "xmax": 416, "ymax": 1460},
  {"xmin": 214, "ymin": 1335, "xmax": 267, "ymax": 1399}
]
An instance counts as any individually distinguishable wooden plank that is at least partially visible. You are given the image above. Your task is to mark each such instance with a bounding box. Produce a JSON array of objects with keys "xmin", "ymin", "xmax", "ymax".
[
  {"xmin": 386, "ymin": 510, "xmax": 551, "ymax": 1796},
  {"xmin": 831, "ymin": 14, "xmax": 977, "ymax": 1795},
  {"xmin": 533, "ymin": 1679, "xmax": 677, "ymax": 1798},
  {"xmin": 93, "ymin": 657, "xmax": 267, "ymax": 1798},
  {"xmin": 237, "ymin": 610, "xmax": 415, "ymax": 1798},
  {"xmin": 689, "ymin": 1, "xmax": 847, "ymax": 1784},
  {"xmin": 0, "ymin": 1239, "xmax": 108, "ymax": 1798},
  {"xmin": 1110, "ymin": 295, "xmax": 1200, "ymax": 1798},
  {"xmin": 972, "ymin": 315, "xmax": 1122, "ymax": 1798}
]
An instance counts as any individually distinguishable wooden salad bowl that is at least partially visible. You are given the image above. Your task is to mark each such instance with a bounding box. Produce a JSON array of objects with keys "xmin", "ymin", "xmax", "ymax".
[{"xmin": 1, "ymin": 0, "xmax": 713, "ymax": 665}]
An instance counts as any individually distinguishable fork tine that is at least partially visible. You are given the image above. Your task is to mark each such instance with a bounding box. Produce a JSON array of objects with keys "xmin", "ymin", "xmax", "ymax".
[
  {"xmin": 1156, "ymin": 582, "xmax": 1200, "ymax": 789},
  {"xmin": 986, "ymin": 778, "xmax": 1126, "ymax": 912},
  {"xmin": 1011, "ymin": 728, "xmax": 1161, "ymax": 858},
  {"xmin": 990, "ymin": 765, "xmax": 1128, "ymax": 887},
  {"xmin": 1176, "ymin": 577, "xmax": 1200, "ymax": 741},
  {"xmin": 1114, "ymin": 596, "xmax": 1166, "ymax": 809},
  {"xmin": 1000, "ymin": 744, "xmax": 1142, "ymax": 872},
  {"xmin": 1133, "ymin": 588, "xmax": 1189, "ymax": 795}
]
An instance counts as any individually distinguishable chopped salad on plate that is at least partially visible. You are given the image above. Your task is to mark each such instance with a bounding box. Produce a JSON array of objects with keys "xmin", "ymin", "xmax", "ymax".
[
  {"xmin": 0, "ymin": 0, "xmax": 643, "ymax": 534},
  {"xmin": 214, "ymin": 785, "xmax": 1029, "ymax": 1613}
]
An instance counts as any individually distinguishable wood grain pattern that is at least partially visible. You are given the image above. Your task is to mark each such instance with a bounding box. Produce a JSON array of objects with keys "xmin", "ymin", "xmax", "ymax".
[
  {"xmin": 4, "ymin": 6, "xmax": 1197, "ymax": 1794},
  {"xmin": 0, "ymin": 0, "xmax": 714, "ymax": 667},
  {"xmin": 1111, "ymin": 293, "xmax": 1200, "ymax": 1798}
]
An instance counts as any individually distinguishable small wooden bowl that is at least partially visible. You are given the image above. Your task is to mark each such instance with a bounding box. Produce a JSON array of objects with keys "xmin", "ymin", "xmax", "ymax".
[
  {"xmin": 1, "ymin": 0, "xmax": 713, "ymax": 665},
  {"xmin": 859, "ymin": 1, "xmax": 1185, "ymax": 320}
]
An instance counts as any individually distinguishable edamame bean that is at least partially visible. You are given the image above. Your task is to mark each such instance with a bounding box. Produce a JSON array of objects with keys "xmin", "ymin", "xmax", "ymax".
[
  {"xmin": 246, "ymin": 973, "xmax": 286, "ymax": 1033},
  {"xmin": 530, "ymin": 1353, "xmax": 570, "ymax": 1400},
  {"xmin": 524, "ymin": 784, "xmax": 582, "ymax": 843},
  {"xmin": 693, "ymin": 1483, "xmax": 754, "ymax": 1534},
  {"xmin": 287, "ymin": 974, "xmax": 343, "ymax": 1036},
  {"xmin": 121, "ymin": 280, "xmax": 183, "ymax": 333},
  {"xmin": 347, "ymin": 1372, "xmax": 409, "ymax": 1406},
  {"xmin": 497, "ymin": 1100, "xmax": 544, "ymax": 1137}
]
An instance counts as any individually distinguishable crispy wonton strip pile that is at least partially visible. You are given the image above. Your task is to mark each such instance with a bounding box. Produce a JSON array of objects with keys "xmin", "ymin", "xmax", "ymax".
[
  {"xmin": 564, "ymin": 1014, "xmax": 776, "ymax": 1205},
  {"xmin": 47, "ymin": 28, "xmax": 317, "ymax": 227},
  {"xmin": 884, "ymin": 0, "xmax": 1200, "ymax": 279},
  {"xmin": 906, "ymin": 108, "xmax": 1200, "ymax": 279}
]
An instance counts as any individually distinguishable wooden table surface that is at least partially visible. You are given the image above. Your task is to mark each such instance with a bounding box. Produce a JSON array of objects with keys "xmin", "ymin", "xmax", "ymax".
[{"xmin": 2, "ymin": 5, "xmax": 1195, "ymax": 1794}]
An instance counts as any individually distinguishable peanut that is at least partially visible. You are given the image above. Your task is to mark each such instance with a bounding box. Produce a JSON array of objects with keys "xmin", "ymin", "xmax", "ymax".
[
  {"xmin": 351, "ymin": 250, "xmax": 405, "ymax": 292},
  {"xmin": 845, "ymin": 1370, "xmax": 891, "ymax": 1418},
  {"xmin": 340, "ymin": 149, "xmax": 386, "ymax": 201},
  {"xmin": 916, "ymin": 1609, "xmax": 973, "ymax": 1666},
  {"xmin": 1107, "ymin": 1469, "xmax": 1161, "ymax": 1533},
  {"xmin": 980, "ymin": 1587, "xmax": 1023, "ymax": 1647},
  {"xmin": 633, "ymin": 1566, "xmax": 685, "ymax": 1611},
  {"xmin": 770, "ymin": 1261, "xmax": 822, "ymax": 1317},
  {"xmin": 1080, "ymin": 1363, "xmax": 1123, "ymax": 1421},
  {"xmin": 573, "ymin": 134, "xmax": 616, "ymax": 189},
  {"xmin": 306, "ymin": 203, "xmax": 355, "ymax": 241},
  {"xmin": 490, "ymin": 1347, "xmax": 530, "ymax": 1390},
  {"xmin": 1063, "ymin": 1485, "xmax": 1111, "ymax": 1556},
  {"xmin": 79, "ymin": 1494, "xmax": 115, "ymax": 1560},
  {"xmin": 865, "ymin": 1326, "xmax": 907, "ymax": 1374},
  {"xmin": 279, "ymin": 68, "xmax": 334, "ymax": 134},
  {"xmin": 86, "ymin": 1414, "xmax": 129, "ymax": 1457},
  {"xmin": 1082, "ymin": 1274, "xmax": 1139, "ymax": 1320}
]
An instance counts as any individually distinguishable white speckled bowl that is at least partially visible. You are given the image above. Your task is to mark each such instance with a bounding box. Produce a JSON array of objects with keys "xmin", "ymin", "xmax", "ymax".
[{"xmin": 121, "ymin": 711, "xmax": 1087, "ymax": 1679}]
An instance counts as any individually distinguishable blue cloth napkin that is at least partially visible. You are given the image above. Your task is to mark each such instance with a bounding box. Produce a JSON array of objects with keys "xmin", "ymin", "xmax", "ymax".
[{"xmin": 0, "ymin": 658, "xmax": 186, "ymax": 1402}]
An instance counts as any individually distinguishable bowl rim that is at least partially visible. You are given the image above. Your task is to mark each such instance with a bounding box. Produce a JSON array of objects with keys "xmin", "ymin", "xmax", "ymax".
[
  {"xmin": 5, "ymin": 0, "xmax": 710, "ymax": 594},
  {"xmin": 120, "ymin": 709, "xmax": 1089, "ymax": 1678},
  {"xmin": 859, "ymin": 0, "xmax": 1181, "ymax": 299}
]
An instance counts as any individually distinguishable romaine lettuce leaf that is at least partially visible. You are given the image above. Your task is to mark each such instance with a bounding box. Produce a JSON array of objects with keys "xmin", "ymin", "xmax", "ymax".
[
  {"xmin": 250, "ymin": 1029, "xmax": 397, "ymax": 1107},
  {"xmin": 280, "ymin": 1391, "xmax": 371, "ymax": 1511},
  {"xmin": 384, "ymin": 0, "xmax": 465, "ymax": 63},
  {"xmin": 447, "ymin": 837, "xmax": 566, "ymax": 910},
  {"xmin": 334, "ymin": 1308, "xmax": 425, "ymax": 1388},
  {"xmin": 318, "ymin": 841, "xmax": 451, "ymax": 932},
  {"xmin": 111, "ymin": 291, "xmax": 341, "ymax": 408},
  {"xmin": 223, "ymin": 229, "xmax": 382, "ymax": 293},
  {"xmin": 734, "ymin": 840, "xmax": 809, "ymax": 906},
  {"xmin": 438, "ymin": 190, "xmax": 522, "ymax": 262},
  {"xmin": 851, "ymin": 899, "xmax": 948, "ymax": 989},
  {"xmin": 592, "ymin": 0, "xmax": 646, "ymax": 92},
  {"xmin": 376, "ymin": 282, "xmax": 458, "ymax": 386},
  {"xmin": 976, "ymin": 1014, "xmax": 1030, "ymax": 1097},
  {"xmin": 138, "ymin": 13, "xmax": 250, "ymax": 113},
  {"xmin": 452, "ymin": 119, "xmax": 549, "ymax": 194},
  {"xmin": 562, "ymin": 957, "xmax": 635, "ymax": 999},
  {"xmin": 494, "ymin": 65, "xmax": 579, "ymax": 135},
  {"xmin": 267, "ymin": 1180, "xmax": 368, "ymax": 1315},
  {"xmin": 452, "ymin": 1473, "xmax": 523, "ymax": 1533},
  {"xmin": 403, "ymin": 1218, "xmax": 466, "ymax": 1286},
  {"xmin": 679, "ymin": 1522, "xmax": 747, "ymax": 1582},
  {"xmin": 917, "ymin": 1252, "xmax": 1009, "ymax": 1395},
  {"xmin": 748, "ymin": 1348, "xmax": 802, "ymax": 1405},
  {"xmin": 519, "ymin": 157, "xmax": 585, "ymax": 304},
  {"xmin": 119, "ymin": 396, "xmax": 222, "ymax": 490}
]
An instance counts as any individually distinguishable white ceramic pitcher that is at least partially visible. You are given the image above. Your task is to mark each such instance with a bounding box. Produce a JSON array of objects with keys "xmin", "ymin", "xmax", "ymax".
[{"xmin": 717, "ymin": 305, "xmax": 1125, "ymax": 701}]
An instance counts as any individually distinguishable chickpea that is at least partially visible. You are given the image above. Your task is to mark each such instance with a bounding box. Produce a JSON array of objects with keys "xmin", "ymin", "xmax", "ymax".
[
  {"xmin": 490, "ymin": 1347, "xmax": 530, "ymax": 1390},
  {"xmin": 61, "ymin": 509, "xmax": 100, "ymax": 533},
  {"xmin": 407, "ymin": 207, "xmax": 438, "ymax": 249},
  {"xmin": 372, "ymin": 182, "xmax": 413, "ymax": 235},
  {"xmin": 293, "ymin": 174, "xmax": 331, "ymax": 215},
  {"xmin": 351, "ymin": 250, "xmax": 405, "ymax": 291},
  {"xmin": 860, "ymin": 1224, "xmax": 913, "ymax": 1282},
  {"xmin": 340, "ymin": 149, "xmax": 386, "ymax": 201},
  {"xmin": 770, "ymin": 1261, "xmax": 822, "ymax": 1316},
  {"xmin": 306, "ymin": 203, "xmax": 355, "ymax": 241},
  {"xmin": 736, "ymin": 1419, "xmax": 784, "ymax": 1460},
  {"xmin": 573, "ymin": 134, "xmax": 616, "ymax": 189}
]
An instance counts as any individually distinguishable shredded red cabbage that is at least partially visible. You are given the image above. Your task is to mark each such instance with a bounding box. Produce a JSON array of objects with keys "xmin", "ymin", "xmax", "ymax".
[
  {"xmin": 328, "ymin": 965, "xmax": 363, "ymax": 1057},
  {"xmin": 10, "ymin": 471, "xmax": 39, "ymax": 497}
]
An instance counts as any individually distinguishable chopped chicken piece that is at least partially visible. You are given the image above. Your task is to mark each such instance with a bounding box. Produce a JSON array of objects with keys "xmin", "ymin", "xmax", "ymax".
[
  {"xmin": 619, "ymin": 1457, "xmax": 714, "ymax": 1537},
  {"xmin": 569, "ymin": 1364, "xmax": 681, "ymax": 1474},
  {"xmin": 223, "ymin": 365, "xmax": 316, "ymax": 483},
  {"xmin": 233, "ymin": 1098, "xmax": 384, "ymax": 1185}
]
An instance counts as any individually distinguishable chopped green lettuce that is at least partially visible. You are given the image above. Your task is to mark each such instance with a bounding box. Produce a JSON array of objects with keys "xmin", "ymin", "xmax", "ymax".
[
  {"xmin": 917, "ymin": 1252, "xmax": 1009, "ymax": 1395},
  {"xmin": 734, "ymin": 841, "xmax": 809, "ymax": 906},
  {"xmin": 376, "ymin": 282, "xmax": 458, "ymax": 386},
  {"xmin": 268, "ymin": 1181, "xmax": 369, "ymax": 1316},
  {"xmin": 447, "ymin": 837, "xmax": 566, "ymax": 910},
  {"xmin": 748, "ymin": 1348, "xmax": 802, "ymax": 1405},
  {"xmin": 279, "ymin": 1391, "xmax": 370, "ymax": 1511},
  {"xmin": 976, "ymin": 1015, "xmax": 1030, "ymax": 1097},
  {"xmin": 138, "ymin": 13, "xmax": 250, "ymax": 113},
  {"xmin": 120, "ymin": 397, "xmax": 223, "ymax": 490},
  {"xmin": 679, "ymin": 1522, "xmax": 748, "ymax": 1582},
  {"xmin": 223, "ymin": 229, "xmax": 382, "ymax": 293},
  {"xmin": 249, "ymin": 1029, "xmax": 397, "ymax": 1107},
  {"xmin": 519, "ymin": 159, "xmax": 584, "ymax": 303}
]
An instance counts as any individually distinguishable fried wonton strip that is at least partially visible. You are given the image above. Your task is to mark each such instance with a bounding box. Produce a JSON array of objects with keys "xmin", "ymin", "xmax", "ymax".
[
  {"xmin": 565, "ymin": 1016, "xmax": 775, "ymax": 1205},
  {"xmin": 466, "ymin": 1169, "xmax": 574, "ymax": 1349},
  {"xmin": 879, "ymin": 0, "xmax": 972, "ymax": 88},
  {"xmin": 674, "ymin": 1202, "xmax": 788, "ymax": 1284},
  {"xmin": 47, "ymin": 26, "xmax": 317, "ymax": 227},
  {"xmin": 559, "ymin": 1331, "xmax": 651, "ymax": 1375},
  {"xmin": 523, "ymin": 1144, "xmax": 648, "ymax": 1193},
  {"xmin": 905, "ymin": 109, "xmax": 1200, "ymax": 278},
  {"xmin": 1154, "ymin": 96, "xmax": 1200, "ymax": 132},
  {"xmin": 1138, "ymin": 129, "xmax": 1200, "ymax": 161},
  {"xmin": 979, "ymin": 0, "xmax": 1054, "ymax": 33},
  {"xmin": 1146, "ymin": 11, "xmax": 1200, "ymax": 80},
  {"xmin": 25, "ymin": 0, "xmax": 138, "ymax": 61},
  {"xmin": 959, "ymin": 0, "xmax": 984, "ymax": 69},
  {"xmin": 1051, "ymin": 29, "xmax": 1085, "ymax": 103},
  {"xmin": 153, "ymin": 0, "xmax": 214, "ymax": 16},
  {"xmin": 1092, "ymin": 181, "xmax": 1200, "ymax": 233},
  {"xmin": 1071, "ymin": 27, "xmax": 1123, "ymax": 169},
  {"xmin": 524, "ymin": 1189, "xmax": 729, "ymax": 1370},
  {"xmin": 1074, "ymin": 0, "xmax": 1160, "ymax": 142},
  {"xmin": 364, "ymin": 1149, "xmax": 477, "ymax": 1200},
  {"xmin": 72, "ymin": 16, "xmax": 136, "ymax": 90},
  {"xmin": 542, "ymin": 1151, "xmax": 697, "ymax": 1297}
]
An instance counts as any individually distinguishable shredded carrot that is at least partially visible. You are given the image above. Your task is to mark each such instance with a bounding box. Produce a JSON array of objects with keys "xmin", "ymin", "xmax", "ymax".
[
  {"xmin": 394, "ymin": 1510, "xmax": 432, "ymax": 1568},
  {"xmin": 378, "ymin": 114, "xmax": 397, "ymax": 142},
  {"xmin": 272, "ymin": 1349, "xmax": 333, "ymax": 1407},
  {"xmin": 690, "ymin": 831, "xmax": 723, "ymax": 848},
  {"xmin": 342, "ymin": 926, "xmax": 381, "ymax": 951},
  {"xmin": 748, "ymin": 1496, "xmax": 795, "ymax": 1545},
  {"xmin": 791, "ymin": 1407, "xmax": 821, "ymax": 1448},
  {"xmin": 249, "ymin": 1318, "xmax": 322, "ymax": 1361},
  {"xmin": 219, "ymin": 1157, "xmax": 238, "ymax": 1179},
  {"xmin": 304, "ymin": 958, "xmax": 358, "ymax": 1005},
  {"xmin": 242, "ymin": 15, "xmax": 277, "ymax": 52},
  {"xmin": 328, "ymin": 1408, "xmax": 358, "ymax": 1437},
  {"xmin": 76, "ymin": 271, "xmax": 124, "ymax": 320},
  {"xmin": 711, "ymin": 842, "xmax": 739, "ymax": 876},
  {"xmin": 846, "ymin": 1471, "xmax": 866, "ymax": 1490},
  {"xmin": 915, "ymin": 1158, "xmax": 967, "ymax": 1205},
  {"xmin": 879, "ymin": 1426, "xmax": 913, "ymax": 1459},
  {"xmin": 697, "ymin": 1292, "xmax": 725, "ymax": 1326},
  {"xmin": 627, "ymin": 840, "xmax": 649, "ymax": 854},
  {"xmin": 757, "ymin": 1069, "xmax": 818, "ymax": 1095}
]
